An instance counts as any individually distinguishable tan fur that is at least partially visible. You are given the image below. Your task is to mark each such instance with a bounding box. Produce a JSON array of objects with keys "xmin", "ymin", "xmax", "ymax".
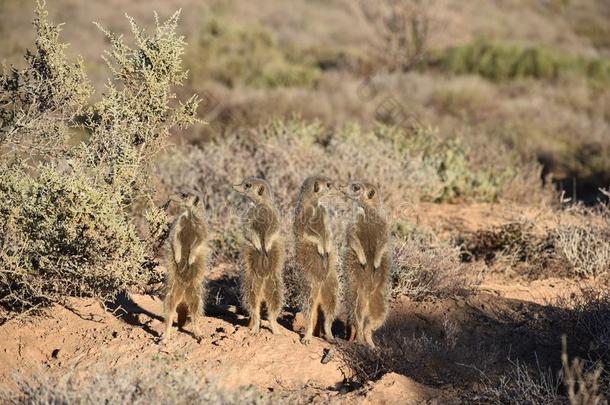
[
  {"xmin": 163, "ymin": 191, "xmax": 208, "ymax": 343},
  {"xmin": 341, "ymin": 181, "xmax": 391, "ymax": 348},
  {"xmin": 233, "ymin": 177, "xmax": 285, "ymax": 334},
  {"xmin": 294, "ymin": 176, "xmax": 339, "ymax": 344}
]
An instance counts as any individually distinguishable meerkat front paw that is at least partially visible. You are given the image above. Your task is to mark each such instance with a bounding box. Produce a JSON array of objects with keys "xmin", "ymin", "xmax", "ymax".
[
  {"xmin": 300, "ymin": 335, "xmax": 313, "ymax": 345},
  {"xmin": 248, "ymin": 318, "xmax": 261, "ymax": 335},
  {"xmin": 269, "ymin": 320, "xmax": 284, "ymax": 335},
  {"xmin": 317, "ymin": 243, "xmax": 325, "ymax": 256}
]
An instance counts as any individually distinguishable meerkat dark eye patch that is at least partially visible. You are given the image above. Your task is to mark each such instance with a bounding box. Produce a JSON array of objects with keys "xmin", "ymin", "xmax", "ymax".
[
  {"xmin": 368, "ymin": 189, "xmax": 376, "ymax": 199},
  {"xmin": 353, "ymin": 184, "xmax": 360, "ymax": 192},
  {"xmin": 314, "ymin": 181, "xmax": 320, "ymax": 192},
  {"xmin": 327, "ymin": 182, "xmax": 331, "ymax": 188},
  {"xmin": 257, "ymin": 185, "xmax": 265, "ymax": 196},
  {"xmin": 245, "ymin": 183, "xmax": 251, "ymax": 189}
]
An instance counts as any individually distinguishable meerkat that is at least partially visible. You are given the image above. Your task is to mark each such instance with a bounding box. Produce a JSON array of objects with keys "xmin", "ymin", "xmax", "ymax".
[
  {"xmin": 163, "ymin": 190, "xmax": 208, "ymax": 343},
  {"xmin": 233, "ymin": 177, "xmax": 285, "ymax": 334},
  {"xmin": 341, "ymin": 180, "xmax": 390, "ymax": 348},
  {"xmin": 294, "ymin": 176, "xmax": 339, "ymax": 344}
]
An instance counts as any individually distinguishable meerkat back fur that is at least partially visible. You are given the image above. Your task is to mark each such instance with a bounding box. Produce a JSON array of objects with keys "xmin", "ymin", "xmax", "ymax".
[
  {"xmin": 163, "ymin": 190, "xmax": 208, "ymax": 343},
  {"xmin": 233, "ymin": 177, "xmax": 285, "ymax": 334},
  {"xmin": 341, "ymin": 180, "xmax": 391, "ymax": 348},
  {"xmin": 294, "ymin": 175, "xmax": 339, "ymax": 344}
]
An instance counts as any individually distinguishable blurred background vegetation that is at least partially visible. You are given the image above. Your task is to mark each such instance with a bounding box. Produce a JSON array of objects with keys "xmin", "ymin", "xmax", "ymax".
[{"xmin": 2, "ymin": 0, "xmax": 608, "ymax": 203}]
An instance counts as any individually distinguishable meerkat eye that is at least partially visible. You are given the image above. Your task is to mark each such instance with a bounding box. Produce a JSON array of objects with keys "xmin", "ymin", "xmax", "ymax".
[
  {"xmin": 353, "ymin": 184, "xmax": 360, "ymax": 192},
  {"xmin": 314, "ymin": 181, "xmax": 320, "ymax": 192},
  {"xmin": 245, "ymin": 183, "xmax": 251, "ymax": 189},
  {"xmin": 327, "ymin": 182, "xmax": 331, "ymax": 188}
]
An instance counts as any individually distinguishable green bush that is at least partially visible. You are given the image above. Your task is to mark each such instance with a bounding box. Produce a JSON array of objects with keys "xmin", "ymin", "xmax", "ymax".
[
  {"xmin": 433, "ymin": 39, "xmax": 610, "ymax": 84},
  {"xmin": 0, "ymin": 3, "xmax": 199, "ymax": 311},
  {"xmin": 189, "ymin": 18, "xmax": 321, "ymax": 89}
]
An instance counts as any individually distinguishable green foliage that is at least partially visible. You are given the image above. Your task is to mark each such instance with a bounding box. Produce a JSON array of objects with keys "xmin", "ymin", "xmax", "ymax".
[
  {"xmin": 420, "ymin": 138, "xmax": 513, "ymax": 203},
  {"xmin": 0, "ymin": 3, "xmax": 199, "ymax": 311},
  {"xmin": 0, "ymin": 162, "xmax": 147, "ymax": 308},
  {"xmin": 189, "ymin": 18, "xmax": 321, "ymax": 88},
  {"xmin": 359, "ymin": 125, "xmax": 516, "ymax": 203},
  {"xmin": 434, "ymin": 39, "xmax": 610, "ymax": 84}
]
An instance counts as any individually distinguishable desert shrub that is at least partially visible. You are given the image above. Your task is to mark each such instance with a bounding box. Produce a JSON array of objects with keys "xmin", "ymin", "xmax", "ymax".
[
  {"xmin": 419, "ymin": 138, "xmax": 513, "ymax": 202},
  {"xmin": 355, "ymin": 0, "xmax": 431, "ymax": 72},
  {"xmin": 434, "ymin": 39, "xmax": 610, "ymax": 84},
  {"xmin": 458, "ymin": 220, "xmax": 570, "ymax": 279},
  {"xmin": 337, "ymin": 312, "xmax": 469, "ymax": 385},
  {"xmin": 554, "ymin": 224, "xmax": 610, "ymax": 278},
  {"xmin": 480, "ymin": 359, "xmax": 566, "ymax": 405},
  {"xmin": 391, "ymin": 236, "xmax": 473, "ymax": 300},
  {"xmin": 188, "ymin": 18, "xmax": 321, "ymax": 89},
  {"xmin": 0, "ymin": 363, "xmax": 273, "ymax": 404},
  {"xmin": 0, "ymin": 3, "xmax": 199, "ymax": 311},
  {"xmin": 460, "ymin": 221, "xmax": 548, "ymax": 263}
]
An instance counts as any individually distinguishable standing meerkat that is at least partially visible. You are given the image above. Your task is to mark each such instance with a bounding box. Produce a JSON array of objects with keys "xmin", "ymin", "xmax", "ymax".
[
  {"xmin": 294, "ymin": 176, "xmax": 339, "ymax": 344},
  {"xmin": 233, "ymin": 177, "xmax": 285, "ymax": 334},
  {"xmin": 163, "ymin": 190, "xmax": 208, "ymax": 343},
  {"xmin": 341, "ymin": 180, "xmax": 390, "ymax": 348}
]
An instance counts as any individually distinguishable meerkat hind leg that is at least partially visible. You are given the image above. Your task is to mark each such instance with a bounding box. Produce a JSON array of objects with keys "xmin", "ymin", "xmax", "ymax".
[
  {"xmin": 265, "ymin": 279, "xmax": 284, "ymax": 335},
  {"xmin": 248, "ymin": 291, "xmax": 262, "ymax": 335},
  {"xmin": 321, "ymin": 281, "xmax": 336, "ymax": 341},
  {"xmin": 301, "ymin": 291, "xmax": 320, "ymax": 345},
  {"xmin": 186, "ymin": 286, "xmax": 203, "ymax": 342},
  {"xmin": 354, "ymin": 293, "xmax": 367, "ymax": 345},
  {"xmin": 363, "ymin": 320, "xmax": 376, "ymax": 349},
  {"xmin": 163, "ymin": 286, "xmax": 185, "ymax": 342}
]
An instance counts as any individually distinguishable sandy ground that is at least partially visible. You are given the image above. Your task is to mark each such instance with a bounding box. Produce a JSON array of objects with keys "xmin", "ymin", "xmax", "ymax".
[
  {"xmin": 0, "ymin": 204, "xmax": 593, "ymax": 403},
  {"xmin": 0, "ymin": 274, "xmax": 588, "ymax": 403}
]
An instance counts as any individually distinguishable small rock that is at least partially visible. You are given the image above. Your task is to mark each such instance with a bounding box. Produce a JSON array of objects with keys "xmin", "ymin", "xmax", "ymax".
[{"xmin": 321, "ymin": 348, "xmax": 333, "ymax": 364}]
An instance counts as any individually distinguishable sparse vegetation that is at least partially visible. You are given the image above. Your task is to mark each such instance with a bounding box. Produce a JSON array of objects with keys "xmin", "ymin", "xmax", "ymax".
[
  {"xmin": 1, "ymin": 0, "xmax": 610, "ymax": 403},
  {"xmin": 0, "ymin": 363, "xmax": 274, "ymax": 404},
  {"xmin": 391, "ymin": 236, "xmax": 473, "ymax": 300}
]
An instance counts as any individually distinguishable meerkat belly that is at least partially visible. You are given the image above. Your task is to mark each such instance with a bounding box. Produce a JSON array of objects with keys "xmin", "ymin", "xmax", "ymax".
[
  {"xmin": 244, "ymin": 242, "xmax": 281, "ymax": 276},
  {"xmin": 177, "ymin": 222, "xmax": 196, "ymax": 261}
]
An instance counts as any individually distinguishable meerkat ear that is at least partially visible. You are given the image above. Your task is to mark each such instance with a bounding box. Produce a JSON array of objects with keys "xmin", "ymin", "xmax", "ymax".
[
  {"xmin": 257, "ymin": 185, "xmax": 265, "ymax": 196},
  {"xmin": 368, "ymin": 188, "xmax": 376, "ymax": 199},
  {"xmin": 193, "ymin": 195, "xmax": 201, "ymax": 206},
  {"xmin": 314, "ymin": 181, "xmax": 320, "ymax": 192}
]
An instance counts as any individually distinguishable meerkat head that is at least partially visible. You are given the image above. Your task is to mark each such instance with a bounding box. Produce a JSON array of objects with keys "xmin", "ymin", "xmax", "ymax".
[
  {"xmin": 341, "ymin": 180, "xmax": 381, "ymax": 209},
  {"xmin": 300, "ymin": 175, "xmax": 336, "ymax": 205},
  {"xmin": 170, "ymin": 188, "xmax": 202, "ymax": 209},
  {"xmin": 232, "ymin": 177, "xmax": 272, "ymax": 205}
]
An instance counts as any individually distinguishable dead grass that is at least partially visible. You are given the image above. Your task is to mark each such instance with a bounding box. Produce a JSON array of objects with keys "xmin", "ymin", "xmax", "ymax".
[
  {"xmin": 392, "ymin": 236, "xmax": 475, "ymax": 300},
  {"xmin": 0, "ymin": 362, "xmax": 274, "ymax": 404}
]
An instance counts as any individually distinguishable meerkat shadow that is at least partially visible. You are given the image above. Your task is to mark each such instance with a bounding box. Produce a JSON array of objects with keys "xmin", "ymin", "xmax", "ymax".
[
  {"xmin": 204, "ymin": 273, "xmax": 249, "ymax": 328},
  {"xmin": 105, "ymin": 291, "xmax": 163, "ymax": 338}
]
